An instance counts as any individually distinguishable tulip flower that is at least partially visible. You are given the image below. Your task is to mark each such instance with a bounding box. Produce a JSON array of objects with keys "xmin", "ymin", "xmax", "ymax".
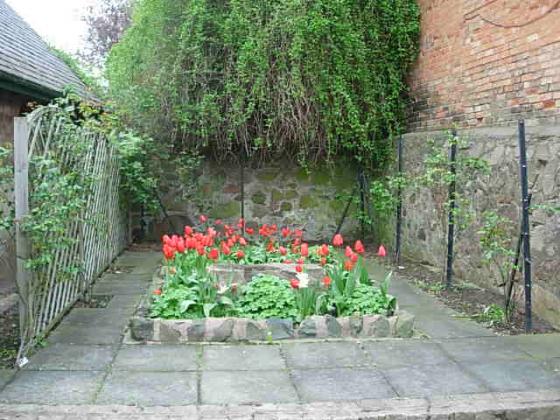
[
  {"xmin": 281, "ymin": 227, "xmax": 291, "ymax": 238},
  {"xmin": 319, "ymin": 244, "xmax": 330, "ymax": 257},
  {"xmin": 239, "ymin": 237, "xmax": 247, "ymax": 246},
  {"xmin": 301, "ymin": 243, "xmax": 309, "ymax": 257},
  {"xmin": 236, "ymin": 250, "xmax": 245, "ymax": 259},
  {"xmin": 199, "ymin": 214, "xmax": 208, "ymax": 223},
  {"xmin": 162, "ymin": 234, "xmax": 171, "ymax": 244},
  {"xmin": 290, "ymin": 279, "xmax": 300, "ymax": 289},
  {"xmin": 294, "ymin": 229, "xmax": 303, "ymax": 238},
  {"xmin": 246, "ymin": 227, "xmax": 254, "ymax": 235},
  {"xmin": 320, "ymin": 257, "xmax": 327, "ymax": 266},
  {"xmin": 176, "ymin": 237, "xmax": 186, "ymax": 253},
  {"xmin": 322, "ymin": 276, "xmax": 332, "ymax": 287},
  {"xmin": 153, "ymin": 289, "xmax": 162, "ymax": 295},
  {"xmin": 332, "ymin": 233, "xmax": 343, "ymax": 247},
  {"xmin": 196, "ymin": 246, "xmax": 205, "ymax": 256},
  {"xmin": 354, "ymin": 240, "xmax": 365, "ymax": 254},
  {"xmin": 350, "ymin": 253, "xmax": 358, "ymax": 263},
  {"xmin": 184, "ymin": 226, "xmax": 193, "ymax": 236},
  {"xmin": 215, "ymin": 219, "xmax": 222, "ymax": 225},
  {"xmin": 208, "ymin": 248, "xmax": 219, "ymax": 260},
  {"xmin": 344, "ymin": 260, "xmax": 354, "ymax": 271},
  {"xmin": 345, "ymin": 246, "xmax": 353, "ymax": 258},
  {"xmin": 163, "ymin": 244, "xmax": 176, "ymax": 260},
  {"xmin": 295, "ymin": 265, "xmax": 303, "ymax": 273},
  {"xmin": 377, "ymin": 245, "xmax": 387, "ymax": 258},
  {"xmin": 279, "ymin": 246, "xmax": 287, "ymax": 256}
]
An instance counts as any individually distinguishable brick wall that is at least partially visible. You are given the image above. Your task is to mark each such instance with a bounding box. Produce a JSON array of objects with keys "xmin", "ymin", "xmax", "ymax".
[{"xmin": 408, "ymin": 0, "xmax": 560, "ymax": 130}]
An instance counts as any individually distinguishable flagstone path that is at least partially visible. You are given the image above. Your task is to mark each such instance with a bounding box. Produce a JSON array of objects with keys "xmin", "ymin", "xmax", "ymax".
[{"xmin": 0, "ymin": 251, "xmax": 559, "ymax": 419}]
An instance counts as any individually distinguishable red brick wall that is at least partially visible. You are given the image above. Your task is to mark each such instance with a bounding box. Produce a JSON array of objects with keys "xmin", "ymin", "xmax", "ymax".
[{"xmin": 408, "ymin": 0, "xmax": 560, "ymax": 130}]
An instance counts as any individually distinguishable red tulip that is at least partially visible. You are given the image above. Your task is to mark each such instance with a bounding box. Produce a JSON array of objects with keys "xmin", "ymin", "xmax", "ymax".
[
  {"xmin": 294, "ymin": 229, "xmax": 303, "ymax": 238},
  {"xmin": 322, "ymin": 276, "xmax": 332, "ymax": 287},
  {"xmin": 377, "ymin": 245, "xmax": 387, "ymax": 258},
  {"xmin": 184, "ymin": 226, "xmax": 193, "ymax": 236},
  {"xmin": 279, "ymin": 246, "xmax": 287, "ymax": 256},
  {"xmin": 320, "ymin": 257, "xmax": 327, "ymax": 266},
  {"xmin": 196, "ymin": 246, "xmax": 205, "ymax": 256},
  {"xmin": 246, "ymin": 227, "xmax": 254, "ymax": 235},
  {"xmin": 344, "ymin": 260, "xmax": 354, "ymax": 271},
  {"xmin": 301, "ymin": 243, "xmax": 309, "ymax": 257},
  {"xmin": 296, "ymin": 258, "xmax": 304, "ymax": 265},
  {"xmin": 208, "ymin": 248, "xmax": 219, "ymax": 260},
  {"xmin": 354, "ymin": 240, "xmax": 365, "ymax": 254},
  {"xmin": 199, "ymin": 215, "xmax": 208, "ymax": 223},
  {"xmin": 162, "ymin": 234, "xmax": 171, "ymax": 244},
  {"xmin": 163, "ymin": 244, "xmax": 176, "ymax": 260},
  {"xmin": 239, "ymin": 237, "xmax": 247, "ymax": 246},
  {"xmin": 153, "ymin": 289, "xmax": 162, "ymax": 295},
  {"xmin": 221, "ymin": 243, "xmax": 231, "ymax": 256},
  {"xmin": 281, "ymin": 227, "xmax": 291, "ymax": 238},
  {"xmin": 237, "ymin": 218, "xmax": 245, "ymax": 229},
  {"xmin": 215, "ymin": 219, "xmax": 222, "ymax": 225},
  {"xmin": 236, "ymin": 250, "xmax": 245, "ymax": 259},
  {"xmin": 332, "ymin": 233, "xmax": 343, "ymax": 247},
  {"xmin": 345, "ymin": 246, "xmax": 354, "ymax": 258},
  {"xmin": 266, "ymin": 241, "xmax": 275, "ymax": 253},
  {"xmin": 284, "ymin": 259, "xmax": 292, "ymax": 264},
  {"xmin": 350, "ymin": 253, "xmax": 358, "ymax": 263},
  {"xmin": 290, "ymin": 279, "xmax": 300, "ymax": 289},
  {"xmin": 295, "ymin": 265, "xmax": 303, "ymax": 273},
  {"xmin": 319, "ymin": 244, "xmax": 330, "ymax": 257},
  {"xmin": 176, "ymin": 237, "xmax": 186, "ymax": 253}
]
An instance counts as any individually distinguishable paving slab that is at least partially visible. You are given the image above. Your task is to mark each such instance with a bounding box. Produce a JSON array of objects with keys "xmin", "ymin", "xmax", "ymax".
[
  {"xmin": 92, "ymin": 282, "xmax": 148, "ymax": 296},
  {"xmin": 383, "ymin": 361, "xmax": 488, "ymax": 397},
  {"xmin": 463, "ymin": 359, "xmax": 560, "ymax": 392},
  {"xmin": 202, "ymin": 344, "xmax": 285, "ymax": 371},
  {"xmin": 62, "ymin": 308, "xmax": 130, "ymax": 328},
  {"xmin": 25, "ymin": 344, "xmax": 115, "ymax": 371},
  {"xmin": 0, "ymin": 371, "xmax": 14, "ymax": 391},
  {"xmin": 105, "ymin": 295, "xmax": 142, "ymax": 312},
  {"xmin": 47, "ymin": 323, "xmax": 124, "ymax": 345},
  {"xmin": 200, "ymin": 370, "xmax": 298, "ymax": 405},
  {"xmin": 505, "ymin": 334, "xmax": 560, "ymax": 359},
  {"xmin": 96, "ymin": 371, "xmax": 197, "ymax": 406},
  {"xmin": 282, "ymin": 341, "xmax": 369, "ymax": 369},
  {"xmin": 413, "ymin": 315, "xmax": 494, "ymax": 338},
  {"xmin": 363, "ymin": 339, "xmax": 453, "ymax": 367},
  {"xmin": 291, "ymin": 368, "xmax": 396, "ymax": 402},
  {"xmin": 113, "ymin": 345, "xmax": 199, "ymax": 371},
  {"xmin": 0, "ymin": 371, "xmax": 104, "ymax": 404},
  {"xmin": 438, "ymin": 336, "xmax": 535, "ymax": 363}
]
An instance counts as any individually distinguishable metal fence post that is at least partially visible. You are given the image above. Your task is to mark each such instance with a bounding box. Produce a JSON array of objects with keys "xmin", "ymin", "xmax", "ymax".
[
  {"xmin": 14, "ymin": 117, "xmax": 31, "ymax": 364},
  {"xmin": 517, "ymin": 120, "xmax": 532, "ymax": 332},
  {"xmin": 395, "ymin": 135, "xmax": 403, "ymax": 265},
  {"xmin": 445, "ymin": 129, "xmax": 458, "ymax": 289}
]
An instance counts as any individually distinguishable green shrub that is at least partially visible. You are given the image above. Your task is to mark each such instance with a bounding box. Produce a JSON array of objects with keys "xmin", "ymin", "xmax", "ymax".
[{"xmin": 237, "ymin": 274, "xmax": 297, "ymax": 320}]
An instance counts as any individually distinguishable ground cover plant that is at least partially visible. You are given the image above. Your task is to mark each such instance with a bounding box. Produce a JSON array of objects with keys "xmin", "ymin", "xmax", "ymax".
[{"xmin": 150, "ymin": 217, "xmax": 395, "ymax": 322}]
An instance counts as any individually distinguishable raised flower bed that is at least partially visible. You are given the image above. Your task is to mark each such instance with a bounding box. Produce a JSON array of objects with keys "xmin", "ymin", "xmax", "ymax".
[{"xmin": 129, "ymin": 217, "xmax": 414, "ymax": 343}]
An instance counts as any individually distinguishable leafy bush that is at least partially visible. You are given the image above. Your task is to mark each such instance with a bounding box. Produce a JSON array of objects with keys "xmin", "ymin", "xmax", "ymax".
[
  {"xmin": 237, "ymin": 274, "xmax": 298, "ymax": 320},
  {"xmin": 107, "ymin": 0, "xmax": 420, "ymax": 167}
]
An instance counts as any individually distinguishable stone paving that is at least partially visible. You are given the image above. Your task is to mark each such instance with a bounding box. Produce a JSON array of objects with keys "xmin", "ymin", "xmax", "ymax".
[{"xmin": 0, "ymin": 251, "xmax": 559, "ymax": 419}]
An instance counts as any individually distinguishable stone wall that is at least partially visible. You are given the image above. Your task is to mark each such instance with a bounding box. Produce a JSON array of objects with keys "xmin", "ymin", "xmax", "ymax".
[
  {"xmin": 155, "ymin": 159, "xmax": 361, "ymax": 242},
  {"xmin": 401, "ymin": 125, "xmax": 560, "ymax": 327}
]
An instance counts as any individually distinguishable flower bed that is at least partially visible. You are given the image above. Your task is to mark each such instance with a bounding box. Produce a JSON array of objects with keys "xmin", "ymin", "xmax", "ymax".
[{"xmin": 129, "ymin": 217, "xmax": 414, "ymax": 342}]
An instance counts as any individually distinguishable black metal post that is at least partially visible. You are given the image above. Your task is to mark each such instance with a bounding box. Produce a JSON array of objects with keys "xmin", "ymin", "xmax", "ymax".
[
  {"xmin": 240, "ymin": 149, "xmax": 245, "ymax": 221},
  {"xmin": 395, "ymin": 136, "xmax": 403, "ymax": 265},
  {"xmin": 358, "ymin": 167, "xmax": 366, "ymax": 239},
  {"xmin": 445, "ymin": 130, "xmax": 458, "ymax": 289},
  {"xmin": 518, "ymin": 120, "xmax": 532, "ymax": 332},
  {"xmin": 336, "ymin": 184, "xmax": 358, "ymax": 235}
]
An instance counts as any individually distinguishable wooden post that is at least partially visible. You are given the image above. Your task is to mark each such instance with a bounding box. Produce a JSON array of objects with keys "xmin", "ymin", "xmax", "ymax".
[{"xmin": 14, "ymin": 117, "xmax": 31, "ymax": 359}]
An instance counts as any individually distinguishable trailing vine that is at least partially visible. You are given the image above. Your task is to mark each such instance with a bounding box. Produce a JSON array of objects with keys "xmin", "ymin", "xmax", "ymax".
[{"xmin": 106, "ymin": 0, "xmax": 420, "ymax": 169}]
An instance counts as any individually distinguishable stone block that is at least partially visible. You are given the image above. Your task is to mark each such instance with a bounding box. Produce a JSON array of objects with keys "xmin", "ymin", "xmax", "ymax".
[
  {"xmin": 395, "ymin": 310, "xmax": 415, "ymax": 338},
  {"xmin": 297, "ymin": 317, "xmax": 317, "ymax": 338},
  {"xmin": 204, "ymin": 318, "xmax": 234, "ymax": 342},
  {"xmin": 361, "ymin": 315, "xmax": 391, "ymax": 338},
  {"xmin": 129, "ymin": 317, "xmax": 154, "ymax": 342},
  {"xmin": 266, "ymin": 318, "xmax": 294, "ymax": 340}
]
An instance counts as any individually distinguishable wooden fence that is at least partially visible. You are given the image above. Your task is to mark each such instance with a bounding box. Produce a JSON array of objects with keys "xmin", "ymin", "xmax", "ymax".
[{"xmin": 14, "ymin": 107, "xmax": 129, "ymax": 363}]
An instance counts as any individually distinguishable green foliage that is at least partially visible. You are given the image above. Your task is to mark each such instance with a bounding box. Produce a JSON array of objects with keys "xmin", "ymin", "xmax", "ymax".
[
  {"xmin": 50, "ymin": 47, "xmax": 102, "ymax": 96},
  {"xmin": 340, "ymin": 271, "xmax": 396, "ymax": 316},
  {"xmin": 472, "ymin": 303, "xmax": 506, "ymax": 327},
  {"xmin": 237, "ymin": 274, "xmax": 298, "ymax": 320},
  {"xmin": 107, "ymin": 0, "xmax": 420, "ymax": 167}
]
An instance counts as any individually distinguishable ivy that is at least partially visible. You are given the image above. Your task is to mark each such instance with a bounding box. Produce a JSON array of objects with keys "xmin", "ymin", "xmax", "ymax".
[{"xmin": 106, "ymin": 0, "xmax": 420, "ymax": 168}]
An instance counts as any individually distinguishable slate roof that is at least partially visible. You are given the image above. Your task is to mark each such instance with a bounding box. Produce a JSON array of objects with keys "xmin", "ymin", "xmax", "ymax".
[{"xmin": 0, "ymin": 0, "xmax": 89, "ymax": 99}]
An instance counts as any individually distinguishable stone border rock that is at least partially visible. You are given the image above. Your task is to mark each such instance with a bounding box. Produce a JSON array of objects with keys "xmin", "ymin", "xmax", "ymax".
[{"xmin": 129, "ymin": 267, "xmax": 415, "ymax": 343}]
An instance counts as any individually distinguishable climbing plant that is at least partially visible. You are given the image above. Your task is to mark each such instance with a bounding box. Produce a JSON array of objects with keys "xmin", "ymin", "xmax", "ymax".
[{"xmin": 106, "ymin": 0, "xmax": 420, "ymax": 169}]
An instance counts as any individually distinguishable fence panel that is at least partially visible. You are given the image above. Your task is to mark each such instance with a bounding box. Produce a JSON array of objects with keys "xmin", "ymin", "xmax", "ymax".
[{"xmin": 14, "ymin": 107, "xmax": 129, "ymax": 362}]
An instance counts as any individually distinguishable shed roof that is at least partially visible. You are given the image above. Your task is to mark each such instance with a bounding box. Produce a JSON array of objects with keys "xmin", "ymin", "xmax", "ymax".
[{"xmin": 0, "ymin": 0, "xmax": 89, "ymax": 100}]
